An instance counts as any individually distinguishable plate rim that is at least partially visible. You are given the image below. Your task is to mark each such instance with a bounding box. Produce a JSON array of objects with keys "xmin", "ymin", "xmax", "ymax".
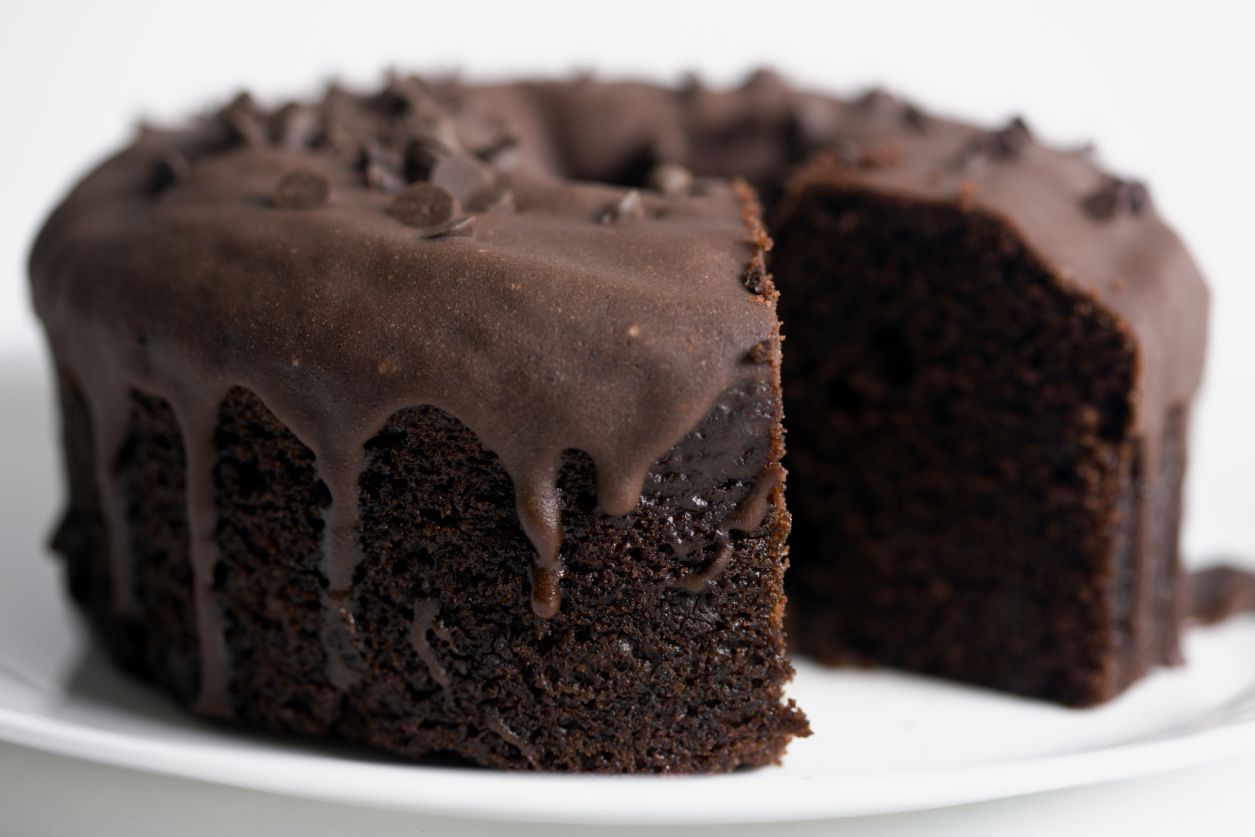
[{"xmin": 4, "ymin": 671, "xmax": 1255, "ymax": 825}]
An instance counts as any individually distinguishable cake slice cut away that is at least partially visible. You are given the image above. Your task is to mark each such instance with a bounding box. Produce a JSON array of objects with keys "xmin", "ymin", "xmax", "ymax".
[{"xmin": 772, "ymin": 107, "xmax": 1208, "ymax": 706}]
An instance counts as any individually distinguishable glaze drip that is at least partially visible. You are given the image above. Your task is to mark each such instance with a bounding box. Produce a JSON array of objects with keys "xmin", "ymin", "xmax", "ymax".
[
  {"xmin": 512, "ymin": 464, "xmax": 564, "ymax": 618},
  {"xmin": 177, "ymin": 398, "xmax": 234, "ymax": 718},
  {"xmin": 672, "ymin": 462, "xmax": 786, "ymax": 594},
  {"xmin": 409, "ymin": 599, "xmax": 450, "ymax": 689}
]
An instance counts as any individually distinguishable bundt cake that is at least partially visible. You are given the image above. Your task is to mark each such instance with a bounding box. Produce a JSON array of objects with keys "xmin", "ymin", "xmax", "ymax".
[{"xmin": 29, "ymin": 70, "xmax": 1211, "ymax": 771}]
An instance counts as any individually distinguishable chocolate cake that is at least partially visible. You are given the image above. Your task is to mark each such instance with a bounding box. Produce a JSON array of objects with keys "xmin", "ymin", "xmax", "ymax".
[
  {"xmin": 31, "ymin": 78, "xmax": 807, "ymax": 771},
  {"xmin": 30, "ymin": 70, "xmax": 1211, "ymax": 771}
]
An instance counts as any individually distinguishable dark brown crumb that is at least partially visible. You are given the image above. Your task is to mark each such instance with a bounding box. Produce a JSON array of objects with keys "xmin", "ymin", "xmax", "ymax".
[{"xmin": 773, "ymin": 176, "xmax": 1184, "ymax": 706}]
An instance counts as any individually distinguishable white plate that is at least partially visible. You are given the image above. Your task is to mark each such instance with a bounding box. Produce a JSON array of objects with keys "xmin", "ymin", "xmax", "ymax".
[{"xmin": 2, "ymin": 350, "xmax": 1255, "ymax": 825}]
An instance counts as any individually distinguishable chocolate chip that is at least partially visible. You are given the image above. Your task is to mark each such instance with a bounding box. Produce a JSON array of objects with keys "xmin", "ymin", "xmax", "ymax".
[
  {"xmin": 364, "ymin": 159, "xmax": 405, "ymax": 192},
  {"xmin": 314, "ymin": 113, "xmax": 359, "ymax": 157},
  {"xmin": 1081, "ymin": 177, "xmax": 1150, "ymax": 221},
  {"xmin": 466, "ymin": 185, "xmax": 515, "ymax": 214},
  {"xmin": 742, "ymin": 264, "xmax": 767, "ymax": 295},
  {"xmin": 454, "ymin": 110, "xmax": 512, "ymax": 160},
  {"xmin": 1128, "ymin": 183, "xmax": 1150, "ymax": 213},
  {"xmin": 359, "ymin": 145, "xmax": 405, "ymax": 192},
  {"xmin": 372, "ymin": 81, "xmax": 414, "ymax": 117},
  {"xmin": 645, "ymin": 163, "xmax": 694, "ymax": 196},
  {"xmin": 405, "ymin": 141, "xmax": 493, "ymax": 203},
  {"xmin": 150, "ymin": 150, "xmax": 189, "ymax": 194},
  {"xmin": 949, "ymin": 116, "xmax": 1033, "ymax": 172},
  {"xmin": 273, "ymin": 170, "xmax": 331, "ymax": 210},
  {"xmin": 990, "ymin": 116, "xmax": 1032, "ymax": 158},
  {"xmin": 405, "ymin": 141, "xmax": 444, "ymax": 181},
  {"xmin": 747, "ymin": 339, "xmax": 775, "ymax": 364},
  {"xmin": 433, "ymin": 156, "xmax": 493, "ymax": 204},
  {"xmin": 475, "ymin": 135, "xmax": 519, "ymax": 170},
  {"xmin": 218, "ymin": 92, "xmax": 265, "ymax": 147},
  {"xmin": 419, "ymin": 215, "xmax": 475, "ymax": 240},
  {"xmin": 598, "ymin": 190, "xmax": 647, "ymax": 223},
  {"xmin": 1082, "ymin": 190, "xmax": 1118, "ymax": 220},
  {"xmin": 853, "ymin": 87, "xmax": 890, "ymax": 111},
  {"xmin": 269, "ymin": 104, "xmax": 320, "ymax": 150},
  {"xmin": 409, "ymin": 115, "xmax": 463, "ymax": 155},
  {"xmin": 789, "ymin": 99, "xmax": 839, "ymax": 148},
  {"xmin": 901, "ymin": 103, "xmax": 929, "ymax": 133},
  {"xmin": 678, "ymin": 72, "xmax": 705, "ymax": 101},
  {"xmin": 742, "ymin": 68, "xmax": 786, "ymax": 93},
  {"xmin": 390, "ymin": 183, "xmax": 460, "ymax": 228}
]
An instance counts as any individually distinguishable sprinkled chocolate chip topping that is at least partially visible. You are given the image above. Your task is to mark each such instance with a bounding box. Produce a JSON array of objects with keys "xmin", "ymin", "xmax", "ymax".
[
  {"xmin": 218, "ymin": 92, "xmax": 266, "ymax": 147},
  {"xmin": 646, "ymin": 162, "xmax": 694, "ymax": 196},
  {"xmin": 901, "ymin": 103, "xmax": 929, "ymax": 132},
  {"xmin": 475, "ymin": 135, "xmax": 519, "ymax": 170},
  {"xmin": 678, "ymin": 71, "xmax": 705, "ymax": 101},
  {"xmin": 149, "ymin": 150, "xmax": 189, "ymax": 195},
  {"xmin": 1081, "ymin": 176, "xmax": 1150, "ymax": 220},
  {"xmin": 990, "ymin": 116, "xmax": 1032, "ymax": 157},
  {"xmin": 742, "ymin": 68, "xmax": 788, "ymax": 94},
  {"xmin": 789, "ymin": 98, "xmax": 839, "ymax": 148},
  {"xmin": 273, "ymin": 169, "xmax": 331, "ymax": 210},
  {"xmin": 406, "ymin": 141, "xmax": 493, "ymax": 203},
  {"xmin": 269, "ymin": 103, "xmax": 320, "ymax": 150},
  {"xmin": 409, "ymin": 115, "xmax": 464, "ymax": 155},
  {"xmin": 852, "ymin": 87, "xmax": 890, "ymax": 111},
  {"xmin": 598, "ymin": 189, "xmax": 646, "ymax": 223},
  {"xmin": 742, "ymin": 264, "xmax": 767, "ymax": 295},
  {"xmin": 359, "ymin": 144, "xmax": 406, "ymax": 192},
  {"xmin": 390, "ymin": 183, "xmax": 459, "ymax": 228},
  {"xmin": 949, "ymin": 116, "xmax": 1033, "ymax": 172}
]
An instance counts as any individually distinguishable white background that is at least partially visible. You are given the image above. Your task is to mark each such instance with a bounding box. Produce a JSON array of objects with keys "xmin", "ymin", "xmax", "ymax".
[{"xmin": 1, "ymin": 0, "xmax": 1253, "ymax": 834}]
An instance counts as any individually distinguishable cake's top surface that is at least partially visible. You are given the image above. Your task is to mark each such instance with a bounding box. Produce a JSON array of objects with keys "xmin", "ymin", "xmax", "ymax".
[{"xmin": 29, "ymin": 76, "xmax": 780, "ymax": 624}]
